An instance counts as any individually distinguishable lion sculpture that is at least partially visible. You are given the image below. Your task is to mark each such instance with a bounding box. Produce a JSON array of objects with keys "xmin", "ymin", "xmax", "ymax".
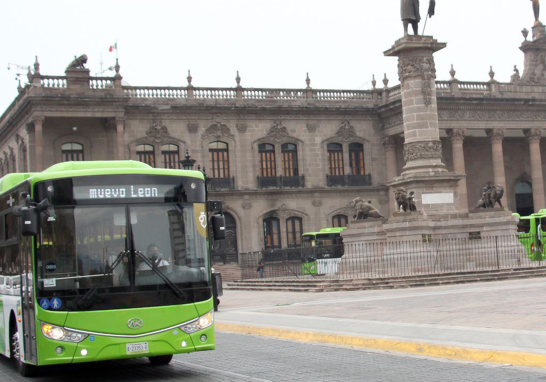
[
  {"xmin": 394, "ymin": 187, "xmax": 409, "ymax": 212},
  {"xmin": 474, "ymin": 184, "xmax": 504, "ymax": 209},
  {"xmin": 67, "ymin": 54, "xmax": 88, "ymax": 69},
  {"xmin": 351, "ymin": 197, "xmax": 384, "ymax": 220}
]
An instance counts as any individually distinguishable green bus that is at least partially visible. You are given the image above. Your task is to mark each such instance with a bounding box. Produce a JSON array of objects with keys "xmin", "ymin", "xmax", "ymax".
[
  {"xmin": 0, "ymin": 161, "xmax": 225, "ymax": 376},
  {"xmin": 515, "ymin": 209, "xmax": 546, "ymax": 261},
  {"xmin": 301, "ymin": 227, "xmax": 346, "ymax": 274}
]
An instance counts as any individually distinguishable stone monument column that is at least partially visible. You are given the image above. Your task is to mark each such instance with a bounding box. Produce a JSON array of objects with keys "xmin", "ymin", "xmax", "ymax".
[
  {"xmin": 448, "ymin": 128, "xmax": 468, "ymax": 210},
  {"xmin": 384, "ymin": 36, "xmax": 464, "ymax": 214},
  {"xmin": 487, "ymin": 129, "xmax": 507, "ymax": 207},
  {"xmin": 525, "ymin": 128, "xmax": 545, "ymax": 211}
]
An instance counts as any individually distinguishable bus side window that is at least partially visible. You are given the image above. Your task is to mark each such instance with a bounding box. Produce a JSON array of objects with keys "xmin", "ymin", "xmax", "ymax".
[{"xmin": 541, "ymin": 218, "xmax": 546, "ymax": 233}]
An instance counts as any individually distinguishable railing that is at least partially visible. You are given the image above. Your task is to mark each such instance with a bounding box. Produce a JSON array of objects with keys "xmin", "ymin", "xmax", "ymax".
[
  {"xmin": 90, "ymin": 77, "xmax": 114, "ymax": 89},
  {"xmin": 194, "ymin": 88, "xmax": 236, "ymax": 99},
  {"xmin": 458, "ymin": 81, "xmax": 490, "ymax": 91},
  {"xmin": 326, "ymin": 174, "xmax": 372, "ymax": 187},
  {"xmin": 313, "ymin": 90, "xmax": 372, "ymax": 100},
  {"xmin": 124, "ymin": 87, "xmax": 188, "ymax": 98},
  {"xmin": 243, "ymin": 89, "xmax": 305, "ymax": 99},
  {"xmin": 257, "ymin": 175, "xmax": 305, "ymax": 189},
  {"xmin": 41, "ymin": 75, "xmax": 67, "ymax": 88},
  {"xmin": 435, "ymin": 81, "xmax": 450, "ymax": 90},
  {"xmin": 240, "ymin": 236, "xmax": 544, "ymax": 280},
  {"xmin": 207, "ymin": 177, "xmax": 235, "ymax": 191}
]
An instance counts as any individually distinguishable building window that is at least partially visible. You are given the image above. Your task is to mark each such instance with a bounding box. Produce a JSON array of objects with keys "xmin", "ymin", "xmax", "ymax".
[
  {"xmin": 263, "ymin": 217, "xmax": 281, "ymax": 249},
  {"xmin": 136, "ymin": 144, "xmax": 155, "ymax": 167},
  {"xmin": 332, "ymin": 214, "xmax": 348, "ymax": 228},
  {"xmin": 286, "ymin": 217, "xmax": 302, "ymax": 248},
  {"xmin": 327, "ymin": 143, "xmax": 344, "ymax": 175},
  {"xmin": 515, "ymin": 181, "xmax": 534, "ymax": 216},
  {"xmin": 281, "ymin": 143, "xmax": 298, "ymax": 177},
  {"xmin": 62, "ymin": 143, "xmax": 84, "ymax": 162},
  {"xmin": 259, "ymin": 143, "xmax": 276, "ymax": 177},
  {"xmin": 161, "ymin": 144, "xmax": 180, "ymax": 169},
  {"xmin": 349, "ymin": 143, "xmax": 365, "ymax": 175},
  {"xmin": 209, "ymin": 141, "xmax": 230, "ymax": 178}
]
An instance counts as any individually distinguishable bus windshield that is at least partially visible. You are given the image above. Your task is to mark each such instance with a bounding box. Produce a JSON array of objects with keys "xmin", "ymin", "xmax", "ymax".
[{"xmin": 36, "ymin": 187, "xmax": 210, "ymax": 311}]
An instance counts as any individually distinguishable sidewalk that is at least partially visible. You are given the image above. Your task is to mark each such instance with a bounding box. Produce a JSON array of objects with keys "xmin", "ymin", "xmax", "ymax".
[{"xmin": 215, "ymin": 277, "xmax": 546, "ymax": 368}]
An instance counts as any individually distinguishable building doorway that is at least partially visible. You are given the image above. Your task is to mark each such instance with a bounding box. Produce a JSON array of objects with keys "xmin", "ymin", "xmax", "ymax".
[{"xmin": 515, "ymin": 181, "xmax": 534, "ymax": 216}]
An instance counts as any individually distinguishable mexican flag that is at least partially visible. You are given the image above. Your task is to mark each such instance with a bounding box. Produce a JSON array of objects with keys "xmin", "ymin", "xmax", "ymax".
[{"xmin": 109, "ymin": 43, "xmax": 117, "ymax": 52}]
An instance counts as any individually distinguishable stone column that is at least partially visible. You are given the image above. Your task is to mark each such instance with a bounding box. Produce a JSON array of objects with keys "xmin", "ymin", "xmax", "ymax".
[
  {"xmin": 448, "ymin": 129, "xmax": 468, "ymax": 210},
  {"xmin": 115, "ymin": 117, "xmax": 126, "ymax": 160},
  {"xmin": 487, "ymin": 129, "xmax": 507, "ymax": 207},
  {"xmin": 32, "ymin": 116, "xmax": 45, "ymax": 171},
  {"xmin": 383, "ymin": 136, "xmax": 398, "ymax": 215},
  {"xmin": 525, "ymin": 128, "xmax": 545, "ymax": 211}
]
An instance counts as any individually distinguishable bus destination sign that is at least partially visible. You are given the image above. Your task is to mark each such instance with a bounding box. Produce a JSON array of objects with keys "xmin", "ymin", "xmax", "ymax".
[{"xmin": 73, "ymin": 185, "xmax": 177, "ymax": 201}]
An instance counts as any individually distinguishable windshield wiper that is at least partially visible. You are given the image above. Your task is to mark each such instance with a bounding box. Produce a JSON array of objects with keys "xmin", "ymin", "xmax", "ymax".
[
  {"xmin": 67, "ymin": 250, "xmax": 129, "ymax": 311},
  {"xmin": 134, "ymin": 251, "xmax": 186, "ymax": 299}
]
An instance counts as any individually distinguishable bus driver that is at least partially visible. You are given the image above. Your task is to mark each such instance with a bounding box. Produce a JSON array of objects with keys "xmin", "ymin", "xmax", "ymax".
[{"xmin": 137, "ymin": 244, "xmax": 169, "ymax": 271}]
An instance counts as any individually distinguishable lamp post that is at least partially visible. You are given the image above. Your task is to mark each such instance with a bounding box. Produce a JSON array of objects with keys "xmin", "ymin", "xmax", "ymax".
[{"xmin": 180, "ymin": 150, "xmax": 196, "ymax": 170}]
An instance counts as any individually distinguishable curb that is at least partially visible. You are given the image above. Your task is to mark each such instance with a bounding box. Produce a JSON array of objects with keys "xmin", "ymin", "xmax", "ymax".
[{"xmin": 216, "ymin": 322, "xmax": 546, "ymax": 369}]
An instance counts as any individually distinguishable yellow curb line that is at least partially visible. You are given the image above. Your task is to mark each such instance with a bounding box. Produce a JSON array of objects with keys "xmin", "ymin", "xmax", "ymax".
[{"xmin": 216, "ymin": 322, "xmax": 546, "ymax": 369}]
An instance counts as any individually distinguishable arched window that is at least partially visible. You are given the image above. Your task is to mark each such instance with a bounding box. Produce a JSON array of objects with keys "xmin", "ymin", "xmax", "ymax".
[
  {"xmin": 327, "ymin": 143, "xmax": 344, "ymax": 175},
  {"xmin": 263, "ymin": 217, "xmax": 281, "ymax": 249},
  {"xmin": 286, "ymin": 217, "xmax": 302, "ymax": 248},
  {"xmin": 62, "ymin": 143, "xmax": 84, "ymax": 162},
  {"xmin": 332, "ymin": 214, "xmax": 348, "ymax": 228},
  {"xmin": 161, "ymin": 144, "xmax": 180, "ymax": 169},
  {"xmin": 209, "ymin": 141, "xmax": 230, "ymax": 178},
  {"xmin": 259, "ymin": 143, "xmax": 276, "ymax": 177},
  {"xmin": 515, "ymin": 181, "xmax": 534, "ymax": 216},
  {"xmin": 281, "ymin": 143, "xmax": 298, "ymax": 177},
  {"xmin": 136, "ymin": 144, "xmax": 155, "ymax": 167},
  {"xmin": 349, "ymin": 143, "xmax": 365, "ymax": 175}
]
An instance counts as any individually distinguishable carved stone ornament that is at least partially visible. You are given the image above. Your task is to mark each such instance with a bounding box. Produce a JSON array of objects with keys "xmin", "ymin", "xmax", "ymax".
[
  {"xmin": 202, "ymin": 123, "xmax": 234, "ymax": 141},
  {"xmin": 8, "ymin": 146, "xmax": 14, "ymax": 158},
  {"xmin": 447, "ymin": 128, "xmax": 466, "ymax": 142},
  {"xmin": 242, "ymin": 201, "xmax": 252, "ymax": 210},
  {"xmin": 268, "ymin": 121, "xmax": 290, "ymax": 142},
  {"xmin": 382, "ymin": 136, "xmax": 396, "ymax": 149},
  {"xmin": 188, "ymin": 123, "xmax": 199, "ymax": 133},
  {"xmin": 15, "ymin": 134, "xmax": 25, "ymax": 146},
  {"xmin": 439, "ymin": 109, "xmax": 546, "ymax": 121},
  {"xmin": 525, "ymin": 128, "xmax": 542, "ymax": 142},
  {"xmin": 236, "ymin": 123, "xmax": 248, "ymax": 133},
  {"xmin": 486, "ymin": 129, "xmax": 504, "ymax": 142},
  {"xmin": 382, "ymin": 113, "xmax": 403, "ymax": 129},
  {"xmin": 403, "ymin": 141, "xmax": 442, "ymax": 162},
  {"xmin": 398, "ymin": 56, "xmax": 436, "ymax": 106},
  {"xmin": 312, "ymin": 200, "xmax": 322, "ymax": 207},
  {"xmin": 146, "ymin": 121, "xmax": 171, "ymax": 143},
  {"xmin": 336, "ymin": 120, "xmax": 357, "ymax": 142},
  {"xmin": 523, "ymin": 52, "xmax": 546, "ymax": 85},
  {"xmin": 307, "ymin": 123, "xmax": 318, "ymax": 133}
]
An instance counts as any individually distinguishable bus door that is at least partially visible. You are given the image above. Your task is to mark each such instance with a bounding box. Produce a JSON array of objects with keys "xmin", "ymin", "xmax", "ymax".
[{"xmin": 20, "ymin": 236, "xmax": 37, "ymax": 364}]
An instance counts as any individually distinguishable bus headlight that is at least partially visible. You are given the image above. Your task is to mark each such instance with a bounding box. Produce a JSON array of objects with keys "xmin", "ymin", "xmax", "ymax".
[
  {"xmin": 180, "ymin": 311, "xmax": 213, "ymax": 334},
  {"xmin": 41, "ymin": 322, "xmax": 88, "ymax": 343}
]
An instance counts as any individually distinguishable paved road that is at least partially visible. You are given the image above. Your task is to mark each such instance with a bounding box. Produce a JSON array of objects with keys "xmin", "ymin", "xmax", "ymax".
[{"xmin": 1, "ymin": 332, "xmax": 546, "ymax": 381}]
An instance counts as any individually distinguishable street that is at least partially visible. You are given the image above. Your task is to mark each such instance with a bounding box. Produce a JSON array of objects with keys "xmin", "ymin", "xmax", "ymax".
[{"xmin": 1, "ymin": 332, "xmax": 546, "ymax": 381}]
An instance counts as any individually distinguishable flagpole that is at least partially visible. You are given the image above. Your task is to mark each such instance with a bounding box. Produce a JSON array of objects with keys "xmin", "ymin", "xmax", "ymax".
[{"xmin": 422, "ymin": 14, "xmax": 429, "ymax": 36}]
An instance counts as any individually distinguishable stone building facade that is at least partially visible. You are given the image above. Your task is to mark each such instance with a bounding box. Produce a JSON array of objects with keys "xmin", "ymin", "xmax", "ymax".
[{"xmin": 1, "ymin": 31, "xmax": 546, "ymax": 263}]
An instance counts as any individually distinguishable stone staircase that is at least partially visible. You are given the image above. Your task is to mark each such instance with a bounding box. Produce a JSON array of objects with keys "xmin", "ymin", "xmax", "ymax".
[
  {"xmin": 225, "ymin": 267, "xmax": 546, "ymax": 292},
  {"xmin": 212, "ymin": 263, "xmax": 243, "ymax": 282}
]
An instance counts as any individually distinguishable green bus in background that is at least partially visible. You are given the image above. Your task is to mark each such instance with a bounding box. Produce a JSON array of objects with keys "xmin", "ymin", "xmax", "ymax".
[
  {"xmin": 301, "ymin": 227, "xmax": 346, "ymax": 274},
  {"xmin": 515, "ymin": 209, "xmax": 546, "ymax": 261},
  {"xmin": 0, "ymin": 161, "xmax": 225, "ymax": 376}
]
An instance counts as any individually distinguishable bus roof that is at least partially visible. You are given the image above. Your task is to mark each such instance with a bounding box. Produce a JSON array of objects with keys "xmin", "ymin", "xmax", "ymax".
[
  {"xmin": 303, "ymin": 227, "xmax": 346, "ymax": 236},
  {"xmin": 0, "ymin": 161, "xmax": 205, "ymax": 193},
  {"xmin": 319, "ymin": 227, "xmax": 347, "ymax": 233}
]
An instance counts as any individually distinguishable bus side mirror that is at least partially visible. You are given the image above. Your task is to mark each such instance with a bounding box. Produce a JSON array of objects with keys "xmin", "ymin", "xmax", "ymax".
[
  {"xmin": 21, "ymin": 207, "xmax": 38, "ymax": 236},
  {"xmin": 211, "ymin": 215, "xmax": 226, "ymax": 240}
]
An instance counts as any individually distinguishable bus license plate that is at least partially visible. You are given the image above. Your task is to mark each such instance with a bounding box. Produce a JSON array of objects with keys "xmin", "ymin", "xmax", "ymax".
[{"xmin": 126, "ymin": 342, "xmax": 149, "ymax": 355}]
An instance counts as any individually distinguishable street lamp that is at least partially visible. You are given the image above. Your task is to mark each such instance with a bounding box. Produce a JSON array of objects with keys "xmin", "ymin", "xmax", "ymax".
[{"xmin": 180, "ymin": 150, "xmax": 196, "ymax": 170}]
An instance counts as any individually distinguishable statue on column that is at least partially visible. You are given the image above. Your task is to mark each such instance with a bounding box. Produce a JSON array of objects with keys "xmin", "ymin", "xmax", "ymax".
[
  {"xmin": 531, "ymin": 0, "xmax": 540, "ymax": 24},
  {"xmin": 473, "ymin": 185, "xmax": 504, "ymax": 209},
  {"xmin": 401, "ymin": 0, "xmax": 436, "ymax": 35}
]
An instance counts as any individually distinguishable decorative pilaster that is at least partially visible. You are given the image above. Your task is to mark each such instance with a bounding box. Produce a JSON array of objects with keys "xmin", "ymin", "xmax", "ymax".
[
  {"xmin": 382, "ymin": 136, "xmax": 398, "ymax": 181},
  {"xmin": 487, "ymin": 129, "xmax": 507, "ymax": 207},
  {"xmin": 525, "ymin": 128, "xmax": 545, "ymax": 211},
  {"xmin": 448, "ymin": 128, "xmax": 468, "ymax": 210},
  {"xmin": 115, "ymin": 117, "xmax": 126, "ymax": 160},
  {"xmin": 31, "ymin": 116, "xmax": 45, "ymax": 171}
]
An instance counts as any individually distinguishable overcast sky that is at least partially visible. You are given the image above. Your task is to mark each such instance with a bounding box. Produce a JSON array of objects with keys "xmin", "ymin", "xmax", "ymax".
[{"xmin": 0, "ymin": 0, "xmax": 536, "ymax": 111}]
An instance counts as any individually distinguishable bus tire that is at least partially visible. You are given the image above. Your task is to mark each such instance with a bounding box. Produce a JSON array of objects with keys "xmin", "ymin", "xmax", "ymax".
[
  {"xmin": 148, "ymin": 354, "xmax": 173, "ymax": 366},
  {"xmin": 10, "ymin": 322, "xmax": 36, "ymax": 377}
]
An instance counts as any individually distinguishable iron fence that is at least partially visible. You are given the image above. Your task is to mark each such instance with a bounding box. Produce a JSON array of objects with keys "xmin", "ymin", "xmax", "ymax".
[{"xmin": 240, "ymin": 235, "xmax": 546, "ymax": 280}]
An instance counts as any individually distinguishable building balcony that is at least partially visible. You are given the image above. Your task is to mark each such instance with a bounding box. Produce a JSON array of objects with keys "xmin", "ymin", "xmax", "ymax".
[
  {"xmin": 326, "ymin": 174, "xmax": 372, "ymax": 187},
  {"xmin": 257, "ymin": 175, "xmax": 305, "ymax": 189},
  {"xmin": 207, "ymin": 177, "xmax": 235, "ymax": 191}
]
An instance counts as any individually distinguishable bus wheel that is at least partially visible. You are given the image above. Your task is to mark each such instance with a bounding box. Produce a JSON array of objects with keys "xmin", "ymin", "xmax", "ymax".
[
  {"xmin": 10, "ymin": 326, "xmax": 36, "ymax": 377},
  {"xmin": 148, "ymin": 355, "xmax": 173, "ymax": 366}
]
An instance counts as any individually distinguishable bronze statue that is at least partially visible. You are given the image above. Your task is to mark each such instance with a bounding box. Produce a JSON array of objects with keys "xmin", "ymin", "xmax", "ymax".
[
  {"xmin": 67, "ymin": 54, "xmax": 88, "ymax": 69},
  {"xmin": 474, "ymin": 185, "xmax": 504, "ymax": 209},
  {"xmin": 395, "ymin": 187, "xmax": 409, "ymax": 212},
  {"xmin": 401, "ymin": 0, "xmax": 436, "ymax": 35},
  {"xmin": 408, "ymin": 191, "xmax": 418, "ymax": 212},
  {"xmin": 351, "ymin": 197, "xmax": 384, "ymax": 219},
  {"xmin": 532, "ymin": 0, "xmax": 540, "ymax": 24}
]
